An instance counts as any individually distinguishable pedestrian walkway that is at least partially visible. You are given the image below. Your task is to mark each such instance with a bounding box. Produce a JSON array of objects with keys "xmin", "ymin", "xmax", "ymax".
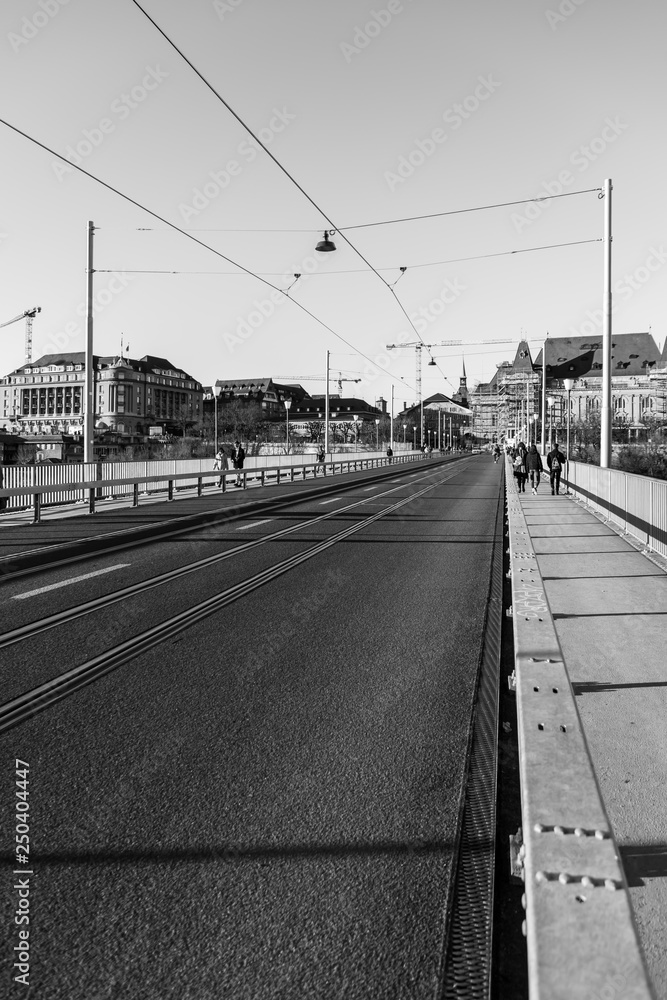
[{"xmin": 517, "ymin": 480, "xmax": 667, "ymax": 995}]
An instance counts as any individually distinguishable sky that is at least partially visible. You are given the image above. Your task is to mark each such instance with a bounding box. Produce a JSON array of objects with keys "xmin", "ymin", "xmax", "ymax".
[{"xmin": 1, "ymin": 0, "xmax": 666, "ymax": 409}]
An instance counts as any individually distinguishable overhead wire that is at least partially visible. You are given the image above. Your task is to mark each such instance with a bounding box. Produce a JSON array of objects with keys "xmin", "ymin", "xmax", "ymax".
[
  {"xmin": 92, "ymin": 237, "xmax": 602, "ymax": 277},
  {"xmin": 129, "ymin": 0, "xmax": 604, "ymax": 398},
  {"xmin": 127, "ymin": 0, "xmax": 452, "ymax": 389},
  {"xmin": 0, "ymin": 116, "xmax": 410, "ymax": 390}
]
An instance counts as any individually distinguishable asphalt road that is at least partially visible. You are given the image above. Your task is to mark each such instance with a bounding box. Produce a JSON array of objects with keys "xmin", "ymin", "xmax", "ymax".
[{"xmin": 1, "ymin": 456, "xmax": 502, "ymax": 999}]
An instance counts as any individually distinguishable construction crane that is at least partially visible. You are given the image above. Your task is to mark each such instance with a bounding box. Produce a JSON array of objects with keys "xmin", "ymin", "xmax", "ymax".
[
  {"xmin": 275, "ymin": 373, "xmax": 362, "ymax": 394},
  {"xmin": 386, "ymin": 341, "xmax": 460, "ymax": 408},
  {"xmin": 0, "ymin": 307, "xmax": 41, "ymax": 363},
  {"xmin": 387, "ymin": 338, "xmax": 522, "ymax": 405}
]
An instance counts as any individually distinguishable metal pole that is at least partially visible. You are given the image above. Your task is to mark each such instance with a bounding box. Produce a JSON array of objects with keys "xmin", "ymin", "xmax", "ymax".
[
  {"xmin": 214, "ymin": 395, "xmax": 218, "ymax": 455},
  {"xmin": 324, "ymin": 350, "xmax": 330, "ymax": 457},
  {"xmin": 601, "ymin": 178, "xmax": 613, "ymax": 467},
  {"xmin": 541, "ymin": 334, "xmax": 547, "ymax": 454},
  {"xmin": 84, "ymin": 220, "xmax": 95, "ymax": 464},
  {"xmin": 286, "ymin": 409, "xmax": 289, "ymax": 453},
  {"xmin": 390, "ymin": 384, "xmax": 394, "ymax": 451}
]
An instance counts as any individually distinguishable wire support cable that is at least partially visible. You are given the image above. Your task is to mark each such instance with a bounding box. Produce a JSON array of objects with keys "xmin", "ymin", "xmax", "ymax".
[{"xmin": 0, "ymin": 116, "xmax": 410, "ymax": 391}]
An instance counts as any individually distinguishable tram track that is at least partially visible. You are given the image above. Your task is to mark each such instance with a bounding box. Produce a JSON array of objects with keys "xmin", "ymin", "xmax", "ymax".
[
  {"xmin": 0, "ymin": 469, "xmax": 458, "ymax": 733},
  {"xmin": 0, "ymin": 465, "xmax": 458, "ymax": 650}
]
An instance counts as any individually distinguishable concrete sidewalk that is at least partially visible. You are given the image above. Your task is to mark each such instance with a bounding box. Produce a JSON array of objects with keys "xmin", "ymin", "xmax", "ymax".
[{"xmin": 518, "ymin": 482, "xmax": 667, "ymax": 995}]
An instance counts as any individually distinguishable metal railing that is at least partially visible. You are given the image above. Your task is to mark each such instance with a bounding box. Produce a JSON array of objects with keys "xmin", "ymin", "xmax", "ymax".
[
  {"xmin": 0, "ymin": 452, "xmax": 424, "ymax": 524},
  {"xmin": 506, "ymin": 462, "xmax": 654, "ymax": 999},
  {"xmin": 565, "ymin": 460, "xmax": 667, "ymax": 560}
]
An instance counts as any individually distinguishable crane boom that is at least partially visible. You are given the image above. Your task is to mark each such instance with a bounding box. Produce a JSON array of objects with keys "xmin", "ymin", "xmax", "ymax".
[{"xmin": 0, "ymin": 306, "xmax": 41, "ymax": 363}]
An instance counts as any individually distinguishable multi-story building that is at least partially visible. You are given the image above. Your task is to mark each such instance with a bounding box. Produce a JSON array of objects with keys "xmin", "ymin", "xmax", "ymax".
[
  {"xmin": 470, "ymin": 333, "xmax": 667, "ymax": 445},
  {"xmin": 535, "ymin": 332, "xmax": 667, "ymax": 439},
  {"xmin": 0, "ymin": 352, "xmax": 203, "ymax": 439}
]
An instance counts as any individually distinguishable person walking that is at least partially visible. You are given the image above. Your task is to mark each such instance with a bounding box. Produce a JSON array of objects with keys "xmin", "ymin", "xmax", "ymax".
[
  {"xmin": 512, "ymin": 449, "xmax": 526, "ymax": 492},
  {"xmin": 233, "ymin": 439, "xmax": 245, "ymax": 487},
  {"xmin": 213, "ymin": 447, "xmax": 228, "ymax": 488},
  {"xmin": 526, "ymin": 444, "xmax": 543, "ymax": 494},
  {"xmin": 517, "ymin": 441, "xmax": 528, "ymax": 492},
  {"xmin": 547, "ymin": 441, "xmax": 566, "ymax": 495},
  {"xmin": 493, "ymin": 442, "xmax": 501, "ymax": 463}
]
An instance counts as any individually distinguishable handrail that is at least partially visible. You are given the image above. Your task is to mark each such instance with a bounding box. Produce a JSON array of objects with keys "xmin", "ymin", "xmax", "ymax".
[
  {"xmin": 506, "ymin": 460, "xmax": 653, "ymax": 999},
  {"xmin": 0, "ymin": 453, "xmax": 427, "ymax": 523},
  {"xmin": 564, "ymin": 460, "xmax": 667, "ymax": 560}
]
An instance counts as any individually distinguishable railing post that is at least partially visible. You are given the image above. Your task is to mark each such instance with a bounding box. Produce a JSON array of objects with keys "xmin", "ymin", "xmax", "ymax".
[
  {"xmin": 290, "ymin": 466, "xmax": 294, "ymax": 483},
  {"xmin": 242, "ymin": 471, "xmax": 247, "ymax": 490},
  {"xmin": 197, "ymin": 477, "xmax": 202, "ymax": 498},
  {"xmin": 261, "ymin": 469, "xmax": 265, "ymax": 487},
  {"xmin": 133, "ymin": 483, "xmax": 139, "ymax": 507},
  {"xmin": 221, "ymin": 473, "xmax": 226, "ymax": 493},
  {"xmin": 88, "ymin": 487, "xmax": 95, "ymax": 514},
  {"xmin": 32, "ymin": 492, "xmax": 41, "ymax": 525},
  {"xmin": 168, "ymin": 480, "xmax": 173, "ymax": 501}
]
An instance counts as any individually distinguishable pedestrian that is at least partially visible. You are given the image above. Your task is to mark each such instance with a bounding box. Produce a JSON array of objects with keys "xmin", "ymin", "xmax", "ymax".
[
  {"xmin": 526, "ymin": 444, "xmax": 543, "ymax": 494},
  {"xmin": 316, "ymin": 446, "xmax": 325, "ymax": 473},
  {"xmin": 512, "ymin": 450, "xmax": 526, "ymax": 492},
  {"xmin": 386, "ymin": 445, "xmax": 393, "ymax": 464},
  {"xmin": 213, "ymin": 447, "xmax": 228, "ymax": 488},
  {"xmin": 547, "ymin": 441, "xmax": 566, "ymax": 495},
  {"xmin": 517, "ymin": 441, "xmax": 528, "ymax": 492},
  {"xmin": 233, "ymin": 439, "xmax": 245, "ymax": 487},
  {"xmin": 493, "ymin": 442, "xmax": 501, "ymax": 463}
]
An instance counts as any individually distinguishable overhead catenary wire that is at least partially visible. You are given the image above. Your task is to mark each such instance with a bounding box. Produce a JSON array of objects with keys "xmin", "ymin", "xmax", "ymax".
[
  {"xmin": 92, "ymin": 237, "xmax": 602, "ymax": 277},
  {"xmin": 0, "ymin": 116, "xmax": 410, "ymax": 391},
  {"xmin": 126, "ymin": 0, "xmax": 450, "ymax": 389},
  {"xmin": 122, "ymin": 188, "xmax": 602, "ymax": 234},
  {"xmin": 127, "ymin": 5, "xmax": 609, "ymax": 399}
]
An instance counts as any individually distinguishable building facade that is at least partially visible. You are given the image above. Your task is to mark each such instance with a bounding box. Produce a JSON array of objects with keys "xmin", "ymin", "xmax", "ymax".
[
  {"xmin": 0, "ymin": 352, "xmax": 203, "ymax": 440},
  {"xmin": 469, "ymin": 333, "xmax": 667, "ymax": 445}
]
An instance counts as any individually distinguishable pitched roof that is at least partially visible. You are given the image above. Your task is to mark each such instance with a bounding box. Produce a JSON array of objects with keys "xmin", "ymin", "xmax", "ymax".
[
  {"xmin": 533, "ymin": 332, "xmax": 661, "ymax": 378},
  {"xmin": 511, "ymin": 340, "xmax": 534, "ymax": 372}
]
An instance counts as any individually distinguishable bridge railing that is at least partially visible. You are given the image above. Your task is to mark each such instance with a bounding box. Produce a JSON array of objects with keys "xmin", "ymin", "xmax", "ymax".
[
  {"xmin": 506, "ymin": 458, "xmax": 654, "ymax": 998},
  {"xmin": 0, "ymin": 452, "xmax": 425, "ymax": 523},
  {"xmin": 565, "ymin": 460, "xmax": 667, "ymax": 559}
]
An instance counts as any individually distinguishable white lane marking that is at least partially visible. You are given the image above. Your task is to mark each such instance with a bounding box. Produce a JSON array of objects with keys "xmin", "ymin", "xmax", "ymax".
[
  {"xmin": 319, "ymin": 497, "xmax": 343, "ymax": 504},
  {"xmin": 364, "ymin": 486, "xmax": 379, "ymax": 491},
  {"xmin": 13, "ymin": 564, "xmax": 131, "ymax": 600},
  {"xmin": 236, "ymin": 519, "xmax": 273, "ymax": 530}
]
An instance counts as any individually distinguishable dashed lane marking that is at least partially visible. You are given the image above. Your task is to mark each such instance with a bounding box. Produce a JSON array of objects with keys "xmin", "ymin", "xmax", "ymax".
[
  {"xmin": 236, "ymin": 520, "xmax": 273, "ymax": 531},
  {"xmin": 319, "ymin": 497, "xmax": 343, "ymax": 504},
  {"xmin": 13, "ymin": 564, "xmax": 131, "ymax": 600}
]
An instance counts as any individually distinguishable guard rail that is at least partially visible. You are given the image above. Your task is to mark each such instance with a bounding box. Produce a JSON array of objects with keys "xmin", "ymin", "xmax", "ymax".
[
  {"xmin": 564, "ymin": 460, "xmax": 667, "ymax": 560},
  {"xmin": 506, "ymin": 458, "xmax": 653, "ymax": 999},
  {"xmin": 0, "ymin": 453, "xmax": 424, "ymax": 524}
]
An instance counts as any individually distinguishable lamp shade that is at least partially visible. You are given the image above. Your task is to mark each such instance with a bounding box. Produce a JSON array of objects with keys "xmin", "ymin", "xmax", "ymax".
[{"xmin": 315, "ymin": 231, "xmax": 336, "ymax": 253}]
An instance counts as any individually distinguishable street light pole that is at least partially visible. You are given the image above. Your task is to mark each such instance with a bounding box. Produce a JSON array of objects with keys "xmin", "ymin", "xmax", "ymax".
[
  {"xmin": 324, "ymin": 349, "xmax": 330, "ymax": 458},
  {"xmin": 547, "ymin": 395, "xmax": 555, "ymax": 450},
  {"xmin": 353, "ymin": 414, "xmax": 358, "ymax": 450},
  {"xmin": 375, "ymin": 418, "xmax": 380, "ymax": 451},
  {"xmin": 601, "ymin": 178, "xmax": 613, "ymax": 468},
  {"xmin": 563, "ymin": 379, "xmax": 574, "ymax": 487},
  {"xmin": 213, "ymin": 384, "xmax": 221, "ymax": 454},
  {"xmin": 84, "ymin": 220, "xmax": 95, "ymax": 464},
  {"xmin": 403, "ymin": 423, "xmax": 407, "ymax": 446},
  {"xmin": 284, "ymin": 399, "xmax": 291, "ymax": 453}
]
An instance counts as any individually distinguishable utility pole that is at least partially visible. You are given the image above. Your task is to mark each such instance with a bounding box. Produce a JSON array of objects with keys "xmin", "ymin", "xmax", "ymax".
[
  {"xmin": 325, "ymin": 350, "xmax": 330, "ymax": 457},
  {"xmin": 601, "ymin": 178, "xmax": 612, "ymax": 467},
  {"xmin": 84, "ymin": 220, "xmax": 95, "ymax": 464}
]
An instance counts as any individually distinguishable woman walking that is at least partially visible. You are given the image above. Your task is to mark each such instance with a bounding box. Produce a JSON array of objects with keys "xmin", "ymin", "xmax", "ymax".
[{"xmin": 526, "ymin": 444, "xmax": 543, "ymax": 494}]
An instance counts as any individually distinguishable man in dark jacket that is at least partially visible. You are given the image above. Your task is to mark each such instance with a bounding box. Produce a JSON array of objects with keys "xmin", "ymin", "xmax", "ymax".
[
  {"xmin": 547, "ymin": 442, "xmax": 566, "ymax": 495},
  {"xmin": 526, "ymin": 444, "xmax": 543, "ymax": 494}
]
